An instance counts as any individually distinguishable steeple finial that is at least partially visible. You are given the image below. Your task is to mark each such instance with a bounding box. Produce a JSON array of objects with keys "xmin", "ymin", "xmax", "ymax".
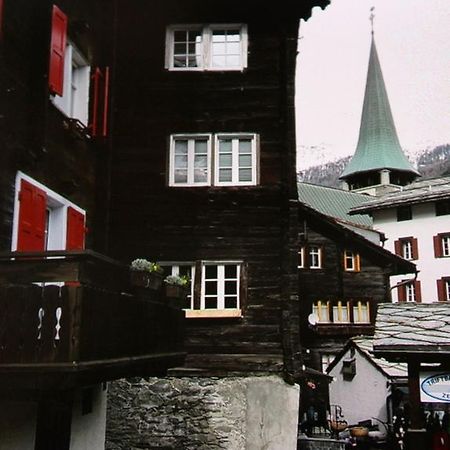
[{"xmin": 369, "ymin": 7, "xmax": 375, "ymax": 35}]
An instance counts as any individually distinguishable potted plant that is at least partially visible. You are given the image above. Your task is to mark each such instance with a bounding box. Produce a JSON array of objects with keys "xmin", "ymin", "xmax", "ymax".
[
  {"xmin": 164, "ymin": 274, "xmax": 190, "ymax": 308},
  {"xmin": 130, "ymin": 258, "xmax": 164, "ymax": 290}
]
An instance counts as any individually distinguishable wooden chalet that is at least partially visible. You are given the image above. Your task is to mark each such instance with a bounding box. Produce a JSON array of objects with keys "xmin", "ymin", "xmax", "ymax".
[
  {"xmin": 0, "ymin": 1, "xmax": 184, "ymax": 448},
  {"xmin": 106, "ymin": 0, "xmax": 328, "ymax": 380},
  {"xmin": 296, "ymin": 184, "xmax": 416, "ymax": 374}
]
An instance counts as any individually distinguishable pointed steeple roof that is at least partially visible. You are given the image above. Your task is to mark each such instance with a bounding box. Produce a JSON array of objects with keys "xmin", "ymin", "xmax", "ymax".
[{"xmin": 340, "ymin": 36, "xmax": 419, "ymax": 179}]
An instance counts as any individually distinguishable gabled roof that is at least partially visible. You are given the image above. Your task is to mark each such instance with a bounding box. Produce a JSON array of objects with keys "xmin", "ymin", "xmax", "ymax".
[
  {"xmin": 297, "ymin": 182, "xmax": 373, "ymax": 228},
  {"xmin": 374, "ymin": 303, "xmax": 450, "ymax": 359},
  {"xmin": 350, "ymin": 176, "xmax": 450, "ymax": 214},
  {"xmin": 297, "ymin": 200, "xmax": 416, "ymax": 275},
  {"xmin": 327, "ymin": 336, "xmax": 407, "ymax": 379},
  {"xmin": 340, "ymin": 36, "xmax": 419, "ymax": 180}
]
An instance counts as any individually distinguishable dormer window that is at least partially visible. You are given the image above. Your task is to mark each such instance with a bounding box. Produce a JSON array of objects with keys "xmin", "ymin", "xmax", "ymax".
[{"xmin": 165, "ymin": 24, "xmax": 248, "ymax": 71}]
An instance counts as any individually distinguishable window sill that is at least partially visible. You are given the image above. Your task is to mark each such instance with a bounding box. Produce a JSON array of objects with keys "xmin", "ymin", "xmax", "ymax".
[{"xmin": 185, "ymin": 309, "xmax": 242, "ymax": 319}]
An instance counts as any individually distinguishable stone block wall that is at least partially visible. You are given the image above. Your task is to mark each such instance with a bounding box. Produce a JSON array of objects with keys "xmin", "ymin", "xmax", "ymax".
[
  {"xmin": 298, "ymin": 437, "xmax": 346, "ymax": 450},
  {"xmin": 106, "ymin": 375, "xmax": 299, "ymax": 450}
]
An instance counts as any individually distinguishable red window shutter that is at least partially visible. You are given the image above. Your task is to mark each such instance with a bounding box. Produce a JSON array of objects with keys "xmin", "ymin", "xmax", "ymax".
[
  {"xmin": 414, "ymin": 280, "xmax": 422, "ymax": 303},
  {"xmin": 394, "ymin": 240, "xmax": 401, "ymax": 256},
  {"xmin": 17, "ymin": 180, "xmax": 47, "ymax": 251},
  {"xmin": 66, "ymin": 207, "xmax": 86, "ymax": 250},
  {"xmin": 90, "ymin": 66, "xmax": 110, "ymax": 137},
  {"xmin": 48, "ymin": 5, "xmax": 67, "ymax": 96},
  {"xmin": 398, "ymin": 284, "xmax": 406, "ymax": 302},
  {"xmin": 412, "ymin": 238, "xmax": 419, "ymax": 260},
  {"xmin": 434, "ymin": 235, "xmax": 443, "ymax": 258},
  {"xmin": 437, "ymin": 279, "xmax": 446, "ymax": 301}
]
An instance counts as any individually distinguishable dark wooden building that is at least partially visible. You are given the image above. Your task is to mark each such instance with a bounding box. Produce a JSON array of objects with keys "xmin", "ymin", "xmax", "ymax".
[
  {"xmin": 106, "ymin": 0, "xmax": 328, "ymax": 380},
  {"xmin": 0, "ymin": 1, "xmax": 184, "ymax": 448}
]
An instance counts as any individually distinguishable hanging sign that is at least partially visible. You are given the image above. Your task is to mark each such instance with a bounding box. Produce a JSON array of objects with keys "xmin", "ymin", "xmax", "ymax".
[{"xmin": 420, "ymin": 372, "xmax": 450, "ymax": 403}]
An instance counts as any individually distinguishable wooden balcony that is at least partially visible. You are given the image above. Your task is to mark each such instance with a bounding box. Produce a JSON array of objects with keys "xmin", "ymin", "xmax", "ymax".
[{"xmin": 0, "ymin": 250, "xmax": 185, "ymax": 389}]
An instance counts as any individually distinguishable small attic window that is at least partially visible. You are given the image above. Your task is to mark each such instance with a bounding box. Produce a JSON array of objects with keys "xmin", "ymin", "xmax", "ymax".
[
  {"xmin": 342, "ymin": 358, "xmax": 356, "ymax": 380},
  {"xmin": 397, "ymin": 205, "xmax": 412, "ymax": 222}
]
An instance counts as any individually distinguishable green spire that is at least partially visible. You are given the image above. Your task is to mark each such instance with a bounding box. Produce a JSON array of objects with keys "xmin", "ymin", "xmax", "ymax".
[{"xmin": 340, "ymin": 36, "xmax": 419, "ymax": 179}]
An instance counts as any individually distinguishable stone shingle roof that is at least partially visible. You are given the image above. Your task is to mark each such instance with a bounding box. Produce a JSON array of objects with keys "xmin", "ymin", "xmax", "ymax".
[
  {"xmin": 297, "ymin": 182, "xmax": 372, "ymax": 227},
  {"xmin": 340, "ymin": 37, "xmax": 419, "ymax": 179},
  {"xmin": 374, "ymin": 303, "xmax": 450, "ymax": 356},
  {"xmin": 350, "ymin": 177, "xmax": 450, "ymax": 214},
  {"xmin": 351, "ymin": 336, "xmax": 408, "ymax": 378}
]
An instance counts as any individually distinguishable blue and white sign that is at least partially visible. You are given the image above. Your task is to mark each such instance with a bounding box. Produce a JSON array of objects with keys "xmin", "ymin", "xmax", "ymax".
[{"xmin": 420, "ymin": 372, "xmax": 450, "ymax": 403}]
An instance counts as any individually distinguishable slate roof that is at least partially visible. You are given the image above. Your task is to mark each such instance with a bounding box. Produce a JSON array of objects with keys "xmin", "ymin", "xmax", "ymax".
[
  {"xmin": 373, "ymin": 303, "xmax": 450, "ymax": 356},
  {"xmin": 297, "ymin": 182, "xmax": 373, "ymax": 227},
  {"xmin": 340, "ymin": 37, "xmax": 419, "ymax": 179},
  {"xmin": 351, "ymin": 336, "xmax": 407, "ymax": 378},
  {"xmin": 350, "ymin": 177, "xmax": 450, "ymax": 214}
]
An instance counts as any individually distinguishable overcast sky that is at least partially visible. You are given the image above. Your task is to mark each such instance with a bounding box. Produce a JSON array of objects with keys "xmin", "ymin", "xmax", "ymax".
[{"xmin": 295, "ymin": 0, "xmax": 450, "ymax": 169}]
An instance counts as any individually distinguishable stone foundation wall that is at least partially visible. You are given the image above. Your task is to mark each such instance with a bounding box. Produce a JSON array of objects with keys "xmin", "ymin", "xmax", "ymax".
[
  {"xmin": 106, "ymin": 375, "xmax": 299, "ymax": 450},
  {"xmin": 298, "ymin": 437, "xmax": 346, "ymax": 450}
]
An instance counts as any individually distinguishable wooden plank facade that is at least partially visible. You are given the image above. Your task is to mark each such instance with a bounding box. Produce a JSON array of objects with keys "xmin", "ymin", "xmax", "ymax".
[{"xmin": 106, "ymin": 0, "xmax": 328, "ymax": 378}]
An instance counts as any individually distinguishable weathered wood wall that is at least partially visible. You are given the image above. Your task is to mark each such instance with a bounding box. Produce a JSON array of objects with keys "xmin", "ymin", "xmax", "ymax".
[{"xmin": 107, "ymin": 1, "xmax": 307, "ymax": 375}]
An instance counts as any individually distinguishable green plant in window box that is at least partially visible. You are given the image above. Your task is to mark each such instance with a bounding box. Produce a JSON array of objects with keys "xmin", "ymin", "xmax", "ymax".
[
  {"xmin": 130, "ymin": 258, "xmax": 163, "ymax": 290},
  {"xmin": 164, "ymin": 275, "xmax": 190, "ymax": 308}
]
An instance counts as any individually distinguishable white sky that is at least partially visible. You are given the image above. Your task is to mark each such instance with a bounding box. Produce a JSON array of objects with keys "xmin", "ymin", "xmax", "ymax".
[{"xmin": 295, "ymin": 0, "xmax": 450, "ymax": 169}]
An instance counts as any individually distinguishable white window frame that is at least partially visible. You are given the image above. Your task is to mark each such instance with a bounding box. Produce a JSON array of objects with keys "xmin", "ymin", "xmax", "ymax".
[
  {"xmin": 12, "ymin": 172, "xmax": 85, "ymax": 251},
  {"xmin": 169, "ymin": 134, "xmax": 212, "ymax": 186},
  {"xmin": 344, "ymin": 251, "xmax": 360, "ymax": 272},
  {"xmin": 214, "ymin": 133, "xmax": 258, "ymax": 186},
  {"xmin": 313, "ymin": 301, "xmax": 330, "ymax": 323},
  {"xmin": 51, "ymin": 41, "xmax": 91, "ymax": 126},
  {"xmin": 201, "ymin": 262, "xmax": 241, "ymax": 311},
  {"xmin": 160, "ymin": 263, "xmax": 196, "ymax": 309},
  {"xmin": 402, "ymin": 240, "xmax": 413, "ymax": 260},
  {"xmin": 446, "ymin": 280, "xmax": 450, "ymax": 301},
  {"xmin": 405, "ymin": 283, "xmax": 416, "ymax": 302},
  {"xmin": 165, "ymin": 24, "xmax": 248, "ymax": 71},
  {"xmin": 353, "ymin": 301, "xmax": 370, "ymax": 324},
  {"xmin": 442, "ymin": 236, "xmax": 450, "ymax": 257},
  {"xmin": 309, "ymin": 246, "xmax": 322, "ymax": 269},
  {"xmin": 298, "ymin": 247, "xmax": 305, "ymax": 269},
  {"xmin": 321, "ymin": 354, "xmax": 336, "ymax": 373}
]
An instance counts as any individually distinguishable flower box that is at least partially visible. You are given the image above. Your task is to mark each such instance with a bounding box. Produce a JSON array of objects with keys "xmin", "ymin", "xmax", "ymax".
[{"xmin": 130, "ymin": 271, "xmax": 163, "ymax": 290}]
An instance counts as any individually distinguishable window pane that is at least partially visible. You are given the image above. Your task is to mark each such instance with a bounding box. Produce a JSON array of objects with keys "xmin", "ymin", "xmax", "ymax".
[
  {"xmin": 225, "ymin": 297, "xmax": 238, "ymax": 309},
  {"xmin": 212, "ymin": 43, "xmax": 226, "ymax": 55},
  {"xmin": 205, "ymin": 265, "xmax": 217, "ymax": 279},
  {"xmin": 205, "ymin": 280, "xmax": 217, "ymax": 295},
  {"xmin": 205, "ymin": 297, "xmax": 218, "ymax": 309},
  {"xmin": 225, "ymin": 281, "xmax": 237, "ymax": 295},
  {"xmin": 219, "ymin": 139, "xmax": 232, "ymax": 152},
  {"xmin": 219, "ymin": 154, "xmax": 232, "ymax": 167},
  {"xmin": 239, "ymin": 168, "xmax": 252, "ymax": 182},
  {"xmin": 212, "ymin": 56, "xmax": 226, "ymax": 67},
  {"xmin": 195, "ymin": 140, "xmax": 207, "ymax": 154},
  {"xmin": 194, "ymin": 155, "xmax": 207, "ymax": 168},
  {"xmin": 227, "ymin": 42, "xmax": 241, "ymax": 55},
  {"xmin": 239, "ymin": 140, "xmax": 252, "ymax": 153},
  {"xmin": 174, "ymin": 43, "xmax": 186, "ymax": 54},
  {"xmin": 187, "ymin": 30, "xmax": 202, "ymax": 43},
  {"xmin": 174, "ymin": 140, "xmax": 188, "ymax": 154},
  {"xmin": 174, "ymin": 56, "xmax": 187, "ymax": 67},
  {"xmin": 212, "ymin": 31, "xmax": 226, "ymax": 42},
  {"xmin": 188, "ymin": 56, "xmax": 199, "ymax": 67},
  {"xmin": 239, "ymin": 154, "xmax": 252, "ymax": 167},
  {"xmin": 227, "ymin": 30, "xmax": 240, "ymax": 42},
  {"xmin": 194, "ymin": 168, "xmax": 208, "ymax": 183},
  {"xmin": 174, "ymin": 30, "xmax": 187, "ymax": 42},
  {"xmin": 224, "ymin": 265, "xmax": 237, "ymax": 278},
  {"xmin": 175, "ymin": 155, "xmax": 187, "ymax": 168},
  {"xmin": 174, "ymin": 169, "xmax": 187, "ymax": 183},
  {"xmin": 219, "ymin": 169, "xmax": 232, "ymax": 182},
  {"xmin": 226, "ymin": 55, "xmax": 240, "ymax": 67}
]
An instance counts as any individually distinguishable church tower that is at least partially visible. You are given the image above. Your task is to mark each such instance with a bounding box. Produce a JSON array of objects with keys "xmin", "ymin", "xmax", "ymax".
[{"xmin": 340, "ymin": 21, "xmax": 420, "ymax": 195}]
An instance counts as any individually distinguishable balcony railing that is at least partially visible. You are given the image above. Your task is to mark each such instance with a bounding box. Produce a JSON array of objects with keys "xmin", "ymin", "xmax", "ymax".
[{"xmin": 0, "ymin": 250, "xmax": 185, "ymax": 388}]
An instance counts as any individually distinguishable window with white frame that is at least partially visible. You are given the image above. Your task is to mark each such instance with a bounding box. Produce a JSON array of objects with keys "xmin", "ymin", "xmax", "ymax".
[
  {"xmin": 353, "ymin": 301, "xmax": 370, "ymax": 323},
  {"xmin": 308, "ymin": 246, "xmax": 322, "ymax": 269},
  {"xmin": 313, "ymin": 301, "xmax": 330, "ymax": 323},
  {"xmin": 298, "ymin": 247, "xmax": 305, "ymax": 268},
  {"xmin": 321, "ymin": 354, "xmax": 336, "ymax": 373},
  {"xmin": 169, "ymin": 133, "xmax": 257, "ymax": 187},
  {"xmin": 446, "ymin": 280, "xmax": 450, "ymax": 301},
  {"xmin": 344, "ymin": 251, "xmax": 360, "ymax": 272},
  {"xmin": 215, "ymin": 134, "xmax": 257, "ymax": 186},
  {"xmin": 166, "ymin": 24, "xmax": 248, "ymax": 71},
  {"xmin": 405, "ymin": 283, "xmax": 416, "ymax": 302},
  {"xmin": 332, "ymin": 301, "xmax": 350, "ymax": 323},
  {"xmin": 51, "ymin": 41, "xmax": 90, "ymax": 125},
  {"xmin": 443, "ymin": 236, "xmax": 450, "ymax": 257},
  {"xmin": 160, "ymin": 263, "xmax": 195, "ymax": 309},
  {"xmin": 169, "ymin": 135, "xmax": 211, "ymax": 186},
  {"xmin": 202, "ymin": 263, "xmax": 240, "ymax": 310},
  {"xmin": 402, "ymin": 240, "xmax": 413, "ymax": 260}
]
